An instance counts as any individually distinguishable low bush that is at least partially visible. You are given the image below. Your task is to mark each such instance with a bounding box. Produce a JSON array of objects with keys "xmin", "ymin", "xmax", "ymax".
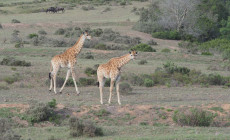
[
  {"xmin": 0, "ymin": 57, "xmax": 31, "ymax": 67},
  {"xmin": 3, "ymin": 73, "xmax": 20, "ymax": 84},
  {"xmin": 26, "ymin": 101, "xmax": 60, "ymax": 124},
  {"xmin": 144, "ymin": 78, "xmax": 154, "ymax": 87},
  {"xmin": 52, "ymin": 39, "xmax": 68, "ymax": 47},
  {"xmin": 28, "ymin": 33, "xmax": 38, "ymax": 39},
  {"xmin": 201, "ymin": 52, "xmax": 213, "ymax": 56},
  {"xmin": 0, "ymin": 85, "xmax": 9, "ymax": 90},
  {"xmin": 11, "ymin": 19, "xmax": 20, "ymax": 23},
  {"xmin": 119, "ymin": 82, "xmax": 132, "ymax": 95},
  {"xmin": 38, "ymin": 29, "xmax": 47, "ymax": 35},
  {"xmin": 54, "ymin": 28, "xmax": 66, "ymax": 35},
  {"xmin": 131, "ymin": 43, "xmax": 156, "ymax": 52},
  {"xmin": 81, "ymin": 5, "xmax": 95, "ymax": 11},
  {"xmin": 48, "ymin": 99, "xmax": 57, "ymax": 108},
  {"xmin": 84, "ymin": 67, "xmax": 97, "ymax": 76},
  {"xmin": 93, "ymin": 109, "xmax": 110, "ymax": 117},
  {"xmin": 91, "ymin": 28, "xmax": 103, "ymax": 37},
  {"xmin": 15, "ymin": 42, "xmax": 23, "ymax": 48},
  {"xmin": 94, "ymin": 43, "xmax": 108, "ymax": 50},
  {"xmin": 161, "ymin": 48, "xmax": 170, "ymax": 53},
  {"xmin": 173, "ymin": 108, "xmax": 215, "ymax": 126},
  {"xmin": 178, "ymin": 41, "xmax": 199, "ymax": 54},
  {"xmin": 69, "ymin": 117, "xmax": 103, "ymax": 137},
  {"xmin": 138, "ymin": 60, "xmax": 147, "ymax": 65}
]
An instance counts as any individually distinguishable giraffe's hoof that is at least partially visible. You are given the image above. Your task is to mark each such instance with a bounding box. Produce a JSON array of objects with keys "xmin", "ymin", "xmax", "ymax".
[
  {"xmin": 49, "ymin": 90, "xmax": 51, "ymax": 92},
  {"xmin": 59, "ymin": 91, "xmax": 62, "ymax": 94},
  {"xmin": 100, "ymin": 102, "xmax": 103, "ymax": 105}
]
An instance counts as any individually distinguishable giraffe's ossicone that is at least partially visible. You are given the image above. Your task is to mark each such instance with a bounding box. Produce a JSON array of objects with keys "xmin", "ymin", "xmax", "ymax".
[
  {"xmin": 49, "ymin": 31, "xmax": 91, "ymax": 94},
  {"xmin": 97, "ymin": 50, "xmax": 138, "ymax": 105}
]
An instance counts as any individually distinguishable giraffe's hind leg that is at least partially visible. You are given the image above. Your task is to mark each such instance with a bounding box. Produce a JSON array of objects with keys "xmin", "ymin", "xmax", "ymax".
[
  {"xmin": 108, "ymin": 79, "xmax": 115, "ymax": 104},
  {"xmin": 115, "ymin": 75, "xmax": 121, "ymax": 105},
  {"xmin": 49, "ymin": 74, "xmax": 53, "ymax": 92},
  {"xmin": 59, "ymin": 69, "xmax": 70, "ymax": 93},
  {"xmin": 98, "ymin": 75, "xmax": 105, "ymax": 104}
]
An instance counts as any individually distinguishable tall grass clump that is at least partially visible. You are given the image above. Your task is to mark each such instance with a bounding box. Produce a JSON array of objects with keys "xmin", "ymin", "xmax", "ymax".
[{"xmin": 0, "ymin": 118, "xmax": 21, "ymax": 140}]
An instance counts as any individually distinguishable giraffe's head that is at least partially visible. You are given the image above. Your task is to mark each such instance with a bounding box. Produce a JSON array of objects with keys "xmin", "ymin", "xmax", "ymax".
[
  {"xmin": 129, "ymin": 50, "xmax": 138, "ymax": 60},
  {"xmin": 83, "ymin": 30, "xmax": 91, "ymax": 40}
]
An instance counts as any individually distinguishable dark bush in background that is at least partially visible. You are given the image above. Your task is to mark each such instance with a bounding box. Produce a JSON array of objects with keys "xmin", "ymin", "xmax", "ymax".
[
  {"xmin": 0, "ymin": 57, "xmax": 31, "ymax": 67},
  {"xmin": 0, "ymin": 118, "xmax": 21, "ymax": 140},
  {"xmin": 84, "ymin": 67, "xmax": 97, "ymax": 76},
  {"xmin": 119, "ymin": 82, "xmax": 132, "ymax": 95},
  {"xmin": 11, "ymin": 19, "xmax": 20, "ymax": 23},
  {"xmin": 138, "ymin": 60, "xmax": 147, "ymax": 65},
  {"xmin": 131, "ymin": 43, "xmax": 156, "ymax": 52}
]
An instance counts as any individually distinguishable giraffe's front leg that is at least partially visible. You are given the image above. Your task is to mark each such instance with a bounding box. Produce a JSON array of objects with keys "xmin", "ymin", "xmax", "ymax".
[
  {"xmin": 71, "ymin": 68, "xmax": 80, "ymax": 94},
  {"xmin": 108, "ymin": 80, "xmax": 115, "ymax": 104},
  {"xmin": 59, "ymin": 69, "xmax": 70, "ymax": 93},
  {"xmin": 115, "ymin": 75, "xmax": 121, "ymax": 105}
]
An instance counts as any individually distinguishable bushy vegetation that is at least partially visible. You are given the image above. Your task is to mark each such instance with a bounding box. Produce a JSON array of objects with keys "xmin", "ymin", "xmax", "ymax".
[
  {"xmin": 79, "ymin": 78, "xmax": 96, "ymax": 86},
  {"xmin": 3, "ymin": 73, "xmax": 20, "ymax": 84},
  {"xmin": 11, "ymin": 19, "xmax": 20, "ymax": 23},
  {"xmin": 26, "ymin": 100, "xmax": 60, "ymax": 124},
  {"xmin": 0, "ymin": 57, "xmax": 31, "ymax": 67},
  {"xmin": 123, "ymin": 62, "xmax": 230, "ymax": 87},
  {"xmin": 0, "ymin": 118, "xmax": 21, "ymax": 140},
  {"xmin": 173, "ymin": 108, "xmax": 215, "ymax": 126},
  {"xmin": 152, "ymin": 30, "xmax": 181, "ymax": 40},
  {"xmin": 138, "ymin": 60, "xmax": 147, "ymax": 65},
  {"xmin": 161, "ymin": 48, "xmax": 170, "ymax": 53},
  {"xmin": 131, "ymin": 43, "xmax": 156, "ymax": 52},
  {"xmin": 84, "ymin": 67, "xmax": 97, "ymax": 76},
  {"xmin": 69, "ymin": 117, "xmax": 103, "ymax": 137}
]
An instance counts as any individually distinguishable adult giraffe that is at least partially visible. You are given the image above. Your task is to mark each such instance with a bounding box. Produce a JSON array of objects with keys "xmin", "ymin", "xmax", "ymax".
[
  {"xmin": 49, "ymin": 31, "xmax": 91, "ymax": 94},
  {"xmin": 97, "ymin": 50, "xmax": 138, "ymax": 105}
]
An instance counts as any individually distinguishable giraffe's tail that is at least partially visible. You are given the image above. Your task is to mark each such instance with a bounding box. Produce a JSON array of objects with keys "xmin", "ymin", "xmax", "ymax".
[{"xmin": 49, "ymin": 63, "xmax": 52, "ymax": 80}]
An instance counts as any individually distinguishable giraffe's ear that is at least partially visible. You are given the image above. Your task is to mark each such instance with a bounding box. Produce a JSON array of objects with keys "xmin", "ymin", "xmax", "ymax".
[
  {"xmin": 129, "ymin": 51, "xmax": 131, "ymax": 54},
  {"xmin": 136, "ymin": 51, "xmax": 138, "ymax": 54},
  {"xmin": 82, "ymin": 32, "xmax": 85, "ymax": 34},
  {"xmin": 85, "ymin": 30, "xmax": 88, "ymax": 33}
]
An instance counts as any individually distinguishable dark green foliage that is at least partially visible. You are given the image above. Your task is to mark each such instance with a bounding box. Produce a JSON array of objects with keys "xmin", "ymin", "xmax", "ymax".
[
  {"xmin": 69, "ymin": 117, "xmax": 103, "ymax": 137},
  {"xmin": 26, "ymin": 101, "xmax": 60, "ymax": 124},
  {"xmin": 201, "ymin": 52, "xmax": 213, "ymax": 56},
  {"xmin": 84, "ymin": 67, "xmax": 97, "ymax": 76},
  {"xmin": 11, "ymin": 19, "xmax": 20, "ymax": 23},
  {"xmin": 0, "ymin": 85, "xmax": 9, "ymax": 90},
  {"xmin": 85, "ymin": 54, "xmax": 94, "ymax": 59},
  {"xmin": 131, "ymin": 43, "xmax": 155, "ymax": 52},
  {"xmin": 163, "ymin": 62, "xmax": 190, "ymax": 75},
  {"xmin": 210, "ymin": 107, "xmax": 224, "ymax": 113},
  {"xmin": 119, "ymin": 82, "xmax": 132, "ymax": 95},
  {"xmin": 178, "ymin": 41, "xmax": 199, "ymax": 54},
  {"xmin": 14, "ymin": 42, "xmax": 23, "ymax": 48},
  {"xmin": 28, "ymin": 33, "xmax": 38, "ymax": 39},
  {"xmin": 144, "ymin": 78, "xmax": 154, "ymax": 87},
  {"xmin": 138, "ymin": 60, "xmax": 147, "ymax": 65},
  {"xmin": 0, "ymin": 57, "xmax": 31, "ymax": 67},
  {"xmin": 173, "ymin": 108, "xmax": 215, "ymax": 126},
  {"xmin": 52, "ymin": 39, "xmax": 68, "ymax": 47},
  {"xmin": 91, "ymin": 28, "xmax": 103, "ymax": 37},
  {"xmin": 152, "ymin": 30, "xmax": 181, "ymax": 40},
  {"xmin": 79, "ymin": 78, "xmax": 95, "ymax": 86},
  {"xmin": 48, "ymin": 99, "xmax": 57, "ymax": 108},
  {"xmin": 94, "ymin": 43, "xmax": 108, "ymax": 50}
]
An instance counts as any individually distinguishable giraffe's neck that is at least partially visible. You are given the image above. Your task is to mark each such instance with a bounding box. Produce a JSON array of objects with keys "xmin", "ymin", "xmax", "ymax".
[
  {"xmin": 71, "ymin": 34, "xmax": 86, "ymax": 56},
  {"xmin": 117, "ymin": 54, "xmax": 131, "ymax": 68}
]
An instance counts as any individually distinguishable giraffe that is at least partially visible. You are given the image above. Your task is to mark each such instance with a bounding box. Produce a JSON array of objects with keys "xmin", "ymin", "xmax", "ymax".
[
  {"xmin": 49, "ymin": 31, "xmax": 91, "ymax": 94},
  {"xmin": 97, "ymin": 50, "xmax": 138, "ymax": 105}
]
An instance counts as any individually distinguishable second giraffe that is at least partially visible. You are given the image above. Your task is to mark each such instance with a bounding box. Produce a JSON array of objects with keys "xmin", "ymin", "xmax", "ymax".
[{"xmin": 97, "ymin": 50, "xmax": 138, "ymax": 105}]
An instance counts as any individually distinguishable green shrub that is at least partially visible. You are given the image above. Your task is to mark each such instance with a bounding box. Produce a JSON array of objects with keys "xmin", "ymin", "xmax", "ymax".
[
  {"xmin": 131, "ymin": 43, "xmax": 155, "ymax": 52},
  {"xmin": 69, "ymin": 117, "xmax": 103, "ymax": 137},
  {"xmin": 28, "ymin": 33, "xmax": 38, "ymax": 39},
  {"xmin": 79, "ymin": 78, "xmax": 95, "ymax": 86},
  {"xmin": 207, "ymin": 73, "xmax": 225, "ymax": 85},
  {"xmin": 120, "ymin": 1, "xmax": 126, "ymax": 5},
  {"xmin": 0, "ymin": 57, "xmax": 31, "ymax": 67},
  {"xmin": 144, "ymin": 78, "xmax": 154, "ymax": 87},
  {"xmin": 178, "ymin": 41, "xmax": 199, "ymax": 54},
  {"xmin": 152, "ymin": 30, "xmax": 181, "ymax": 40},
  {"xmin": 11, "ymin": 19, "xmax": 20, "ymax": 23},
  {"xmin": 161, "ymin": 48, "xmax": 170, "ymax": 53},
  {"xmin": 0, "ymin": 85, "xmax": 9, "ymax": 90},
  {"xmin": 48, "ymin": 99, "xmax": 57, "ymax": 108},
  {"xmin": 54, "ymin": 28, "xmax": 66, "ymax": 35},
  {"xmin": 0, "ymin": 118, "xmax": 21, "ymax": 140},
  {"xmin": 92, "ymin": 28, "xmax": 103, "ymax": 37},
  {"xmin": 38, "ymin": 29, "xmax": 47, "ymax": 35},
  {"xmin": 52, "ymin": 39, "xmax": 68, "ymax": 47},
  {"xmin": 119, "ymin": 82, "xmax": 132, "ymax": 95},
  {"xmin": 85, "ymin": 54, "xmax": 94, "ymax": 59},
  {"xmin": 209, "ymin": 107, "xmax": 224, "ymax": 113},
  {"xmin": 138, "ymin": 60, "xmax": 147, "ymax": 65},
  {"xmin": 94, "ymin": 43, "xmax": 108, "ymax": 50},
  {"xmin": 201, "ymin": 52, "xmax": 213, "ymax": 56},
  {"xmin": 163, "ymin": 62, "xmax": 190, "ymax": 75},
  {"xmin": 173, "ymin": 108, "xmax": 215, "ymax": 126},
  {"xmin": 26, "ymin": 101, "xmax": 60, "ymax": 124},
  {"xmin": 84, "ymin": 67, "xmax": 96, "ymax": 76}
]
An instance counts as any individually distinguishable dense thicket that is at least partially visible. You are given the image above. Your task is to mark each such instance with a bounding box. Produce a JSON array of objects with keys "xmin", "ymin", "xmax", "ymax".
[{"xmin": 134, "ymin": 0, "xmax": 230, "ymax": 42}]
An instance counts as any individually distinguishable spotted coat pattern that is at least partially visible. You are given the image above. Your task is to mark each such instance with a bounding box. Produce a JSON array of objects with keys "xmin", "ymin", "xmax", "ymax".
[
  {"xmin": 49, "ymin": 32, "xmax": 91, "ymax": 94},
  {"xmin": 97, "ymin": 50, "xmax": 138, "ymax": 105}
]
